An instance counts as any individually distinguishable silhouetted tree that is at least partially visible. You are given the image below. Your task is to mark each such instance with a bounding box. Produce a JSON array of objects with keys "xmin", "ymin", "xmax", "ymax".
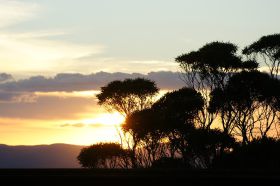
[
  {"xmin": 243, "ymin": 33, "xmax": 280, "ymax": 78},
  {"xmin": 210, "ymin": 71, "xmax": 280, "ymax": 145},
  {"xmin": 176, "ymin": 42, "xmax": 257, "ymax": 129},
  {"xmin": 96, "ymin": 78, "xmax": 159, "ymax": 116},
  {"xmin": 96, "ymin": 78, "xmax": 159, "ymax": 167},
  {"xmin": 124, "ymin": 109, "xmax": 166, "ymax": 167},
  {"xmin": 214, "ymin": 138, "xmax": 280, "ymax": 170},
  {"xmin": 186, "ymin": 128, "xmax": 236, "ymax": 168},
  {"xmin": 152, "ymin": 88, "xmax": 204, "ymax": 163},
  {"xmin": 77, "ymin": 143, "xmax": 131, "ymax": 169}
]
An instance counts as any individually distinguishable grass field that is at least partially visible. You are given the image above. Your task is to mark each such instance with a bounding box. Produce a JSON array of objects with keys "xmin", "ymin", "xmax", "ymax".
[{"xmin": 0, "ymin": 169, "xmax": 279, "ymax": 186}]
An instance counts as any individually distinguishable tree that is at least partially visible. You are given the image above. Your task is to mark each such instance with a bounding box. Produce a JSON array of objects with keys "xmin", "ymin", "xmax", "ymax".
[
  {"xmin": 96, "ymin": 78, "xmax": 159, "ymax": 168},
  {"xmin": 77, "ymin": 143, "xmax": 131, "ymax": 169},
  {"xmin": 176, "ymin": 42, "xmax": 257, "ymax": 129},
  {"xmin": 210, "ymin": 71, "xmax": 280, "ymax": 145},
  {"xmin": 243, "ymin": 33, "xmax": 280, "ymax": 78},
  {"xmin": 214, "ymin": 138, "xmax": 280, "ymax": 170},
  {"xmin": 123, "ymin": 109, "xmax": 166, "ymax": 167},
  {"xmin": 186, "ymin": 128, "xmax": 236, "ymax": 168},
  {"xmin": 96, "ymin": 78, "xmax": 159, "ymax": 116},
  {"xmin": 151, "ymin": 88, "xmax": 204, "ymax": 163}
]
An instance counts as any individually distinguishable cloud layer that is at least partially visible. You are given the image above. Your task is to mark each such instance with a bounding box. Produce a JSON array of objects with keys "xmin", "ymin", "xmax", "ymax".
[
  {"xmin": 0, "ymin": 71, "xmax": 185, "ymax": 94},
  {"xmin": 0, "ymin": 71, "xmax": 185, "ymax": 120}
]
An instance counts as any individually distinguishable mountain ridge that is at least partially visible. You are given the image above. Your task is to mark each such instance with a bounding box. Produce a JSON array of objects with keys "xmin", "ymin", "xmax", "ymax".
[{"xmin": 0, "ymin": 143, "xmax": 84, "ymax": 168}]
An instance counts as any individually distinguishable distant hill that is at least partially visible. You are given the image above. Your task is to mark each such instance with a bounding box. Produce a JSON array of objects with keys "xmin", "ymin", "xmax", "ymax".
[{"xmin": 0, "ymin": 144, "xmax": 84, "ymax": 168}]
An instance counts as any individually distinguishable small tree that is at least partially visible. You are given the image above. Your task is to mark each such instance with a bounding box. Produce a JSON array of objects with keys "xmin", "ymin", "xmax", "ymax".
[{"xmin": 77, "ymin": 143, "xmax": 131, "ymax": 169}]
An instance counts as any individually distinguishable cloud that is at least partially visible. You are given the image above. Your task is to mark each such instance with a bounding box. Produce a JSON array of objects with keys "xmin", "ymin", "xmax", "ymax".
[
  {"xmin": 0, "ymin": 71, "xmax": 186, "ymax": 120},
  {"xmin": 0, "ymin": 96, "xmax": 98, "ymax": 120},
  {"xmin": 0, "ymin": 71, "xmax": 185, "ymax": 94},
  {"xmin": 73, "ymin": 57, "xmax": 179, "ymax": 74},
  {"xmin": 0, "ymin": 0, "xmax": 39, "ymax": 28},
  {"xmin": 0, "ymin": 73, "xmax": 13, "ymax": 83},
  {"xmin": 0, "ymin": 32, "xmax": 104, "ymax": 73},
  {"xmin": 60, "ymin": 123, "xmax": 111, "ymax": 128},
  {"xmin": 0, "ymin": 91, "xmax": 36, "ymax": 102},
  {"xmin": 60, "ymin": 123, "xmax": 86, "ymax": 128}
]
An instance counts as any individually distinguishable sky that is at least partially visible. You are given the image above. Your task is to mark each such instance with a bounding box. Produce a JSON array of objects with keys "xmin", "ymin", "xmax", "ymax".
[{"xmin": 0, "ymin": 0, "xmax": 279, "ymax": 145}]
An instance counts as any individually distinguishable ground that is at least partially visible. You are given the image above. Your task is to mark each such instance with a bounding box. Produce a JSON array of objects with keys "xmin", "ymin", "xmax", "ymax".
[{"xmin": 0, "ymin": 169, "xmax": 279, "ymax": 186}]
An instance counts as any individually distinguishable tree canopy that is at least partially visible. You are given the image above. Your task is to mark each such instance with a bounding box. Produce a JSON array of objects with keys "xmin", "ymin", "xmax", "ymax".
[
  {"xmin": 243, "ymin": 33, "xmax": 280, "ymax": 78},
  {"xmin": 77, "ymin": 143, "xmax": 129, "ymax": 169},
  {"xmin": 81, "ymin": 33, "xmax": 280, "ymax": 170},
  {"xmin": 152, "ymin": 88, "xmax": 204, "ymax": 130},
  {"xmin": 96, "ymin": 78, "xmax": 159, "ymax": 116},
  {"xmin": 176, "ymin": 42, "xmax": 258, "ymax": 89}
]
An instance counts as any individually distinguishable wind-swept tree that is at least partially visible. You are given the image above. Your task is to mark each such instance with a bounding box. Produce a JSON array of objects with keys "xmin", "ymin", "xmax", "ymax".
[
  {"xmin": 243, "ymin": 33, "xmax": 280, "ymax": 78},
  {"xmin": 176, "ymin": 42, "xmax": 257, "ymax": 129}
]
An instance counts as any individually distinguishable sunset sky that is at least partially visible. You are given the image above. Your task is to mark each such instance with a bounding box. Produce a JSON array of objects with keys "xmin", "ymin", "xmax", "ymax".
[{"xmin": 0, "ymin": 0, "xmax": 279, "ymax": 145}]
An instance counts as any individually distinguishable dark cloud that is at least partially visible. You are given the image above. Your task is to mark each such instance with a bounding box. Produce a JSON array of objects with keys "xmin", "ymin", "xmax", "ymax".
[
  {"xmin": 0, "ymin": 71, "xmax": 186, "ymax": 120},
  {"xmin": 0, "ymin": 71, "xmax": 185, "ymax": 93},
  {"xmin": 0, "ymin": 91, "xmax": 20, "ymax": 101},
  {"xmin": 0, "ymin": 73, "xmax": 13, "ymax": 83}
]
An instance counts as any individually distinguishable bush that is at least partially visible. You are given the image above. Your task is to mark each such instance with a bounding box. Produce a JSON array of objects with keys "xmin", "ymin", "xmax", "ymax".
[{"xmin": 77, "ymin": 143, "xmax": 130, "ymax": 169}]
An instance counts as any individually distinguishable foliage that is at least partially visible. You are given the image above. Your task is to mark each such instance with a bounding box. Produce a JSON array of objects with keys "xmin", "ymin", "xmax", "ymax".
[
  {"xmin": 123, "ymin": 109, "xmax": 166, "ymax": 167},
  {"xmin": 175, "ymin": 42, "xmax": 257, "ymax": 129},
  {"xmin": 176, "ymin": 41, "xmax": 257, "ymax": 89},
  {"xmin": 77, "ymin": 143, "xmax": 130, "ymax": 169},
  {"xmin": 210, "ymin": 71, "xmax": 280, "ymax": 144},
  {"xmin": 84, "ymin": 34, "xmax": 280, "ymax": 170},
  {"xmin": 214, "ymin": 138, "xmax": 280, "ymax": 170},
  {"xmin": 185, "ymin": 128, "xmax": 236, "ymax": 168},
  {"xmin": 96, "ymin": 78, "xmax": 159, "ymax": 116},
  {"xmin": 152, "ymin": 87, "xmax": 204, "ymax": 130},
  {"xmin": 243, "ymin": 33, "xmax": 280, "ymax": 78}
]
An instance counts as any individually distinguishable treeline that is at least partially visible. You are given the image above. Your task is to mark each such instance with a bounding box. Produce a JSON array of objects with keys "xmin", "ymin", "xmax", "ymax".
[{"xmin": 78, "ymin": 34, "xmax": 280, "ymax": 170}]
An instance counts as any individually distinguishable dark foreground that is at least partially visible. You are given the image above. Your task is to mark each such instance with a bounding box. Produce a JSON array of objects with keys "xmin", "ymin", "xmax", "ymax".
[{"xmin": 0, "ymin": 169, "xmax": 279, "ymax": 186}]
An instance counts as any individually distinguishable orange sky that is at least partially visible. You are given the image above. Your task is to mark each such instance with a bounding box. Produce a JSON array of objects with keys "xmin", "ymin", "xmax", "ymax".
[
  {"xmin": 0, "ymin": 0, "xmax": 278, "ymax": 145},
  {"xmin": 0, "ymin": 90, "xmax": 168, "ymax": 145}
]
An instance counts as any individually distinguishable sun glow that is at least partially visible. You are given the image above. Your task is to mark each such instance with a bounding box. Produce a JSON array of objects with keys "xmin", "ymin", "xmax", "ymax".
[{"xmin": 82, "ymin": 112, "xmax": 125, "ymax": 126}]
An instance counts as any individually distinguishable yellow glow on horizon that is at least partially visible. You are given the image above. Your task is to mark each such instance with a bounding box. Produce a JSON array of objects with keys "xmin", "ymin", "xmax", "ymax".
[
  {"xmin": 82, "ymin": 112, "xmax": 125, "ymax": 126},
  {"xmin": 35, "ymin": 91, "xmax": 100, "ymax": 98},
  {"xmin": 0, "ymin": 90, "xmax": 173, "ymax": 146}
]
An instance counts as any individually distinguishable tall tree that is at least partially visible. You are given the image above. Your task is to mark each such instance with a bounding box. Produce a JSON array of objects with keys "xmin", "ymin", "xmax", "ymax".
[
  {"xmin": 176, "ymin": 42, "xmax": 257, "ymax": 129},
  {"xmin": 96, "ymin": 78, "xmax": 159, "ymax": 168},
  {"xmin": 243, "ymin": 33, "xmax": 280, "ymax": 78},
  {"xmin": 152, "ymin": 88, "xmax": 204, "ymax": 163},
  {"xmin": 211, "ymin": 71, "xmax": 280, "ymax": 145}
]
